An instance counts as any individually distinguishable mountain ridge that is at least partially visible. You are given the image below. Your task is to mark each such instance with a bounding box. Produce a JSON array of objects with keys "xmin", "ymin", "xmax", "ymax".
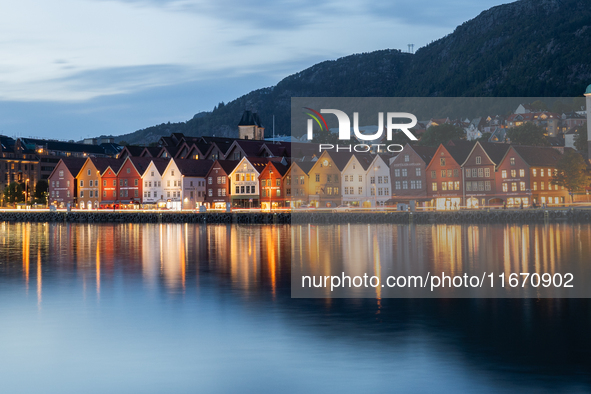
[{"xmin": 114, "ymin": 0, "xmax": 591, "ymax": 145}]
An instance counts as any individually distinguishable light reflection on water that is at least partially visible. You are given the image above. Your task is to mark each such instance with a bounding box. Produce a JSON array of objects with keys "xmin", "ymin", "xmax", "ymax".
[{"xmin": 0, "ymin": 222, "xmax": 590, "ymax": 393}]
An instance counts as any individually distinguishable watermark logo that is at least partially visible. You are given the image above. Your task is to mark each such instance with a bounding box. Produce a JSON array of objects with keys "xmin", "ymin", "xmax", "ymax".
[{"xmin": 305, "ymin": 108, "xmax": 418, "ymax": 141}]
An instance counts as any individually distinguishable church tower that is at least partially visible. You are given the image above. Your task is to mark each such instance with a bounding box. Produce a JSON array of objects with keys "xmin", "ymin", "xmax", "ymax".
[{"xmin": 238, "ymin": 110, "xmax": 265, "ymax": 140}]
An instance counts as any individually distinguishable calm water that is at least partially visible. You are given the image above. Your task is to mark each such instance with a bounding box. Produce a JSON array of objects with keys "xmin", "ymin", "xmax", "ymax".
[{"xmin": 0, "ymin": 222, "xmax": 590, "ymax": 393}]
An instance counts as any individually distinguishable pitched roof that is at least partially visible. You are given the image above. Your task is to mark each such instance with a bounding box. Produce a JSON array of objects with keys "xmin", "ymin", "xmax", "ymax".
[
  {"xmin": 213, "ymin": 160, "xmax": 240, "ymax": 175},
  {"xmin": 128, "ymin": 157, "xmax": 155, "ymax": 176},
  {"xmin": 410, "ymin": 145, "xmax": 437, "ymax": 165},
  {"xmin": 89, "ymin": 157, "xmax": 124, "ymax": 174},
  {"xmin": 174, "ymin": 159, "xmax": 214, "ymax": 177},
  {"xmin": 265, "ymin": 162, "xmax": 290, "ymax": 177},
  {"xmin": 445, "ymin": 141, "xmax": 475, "ymax": 165},
  {"xmin": 121, "ymin": 145, "xmax": 145, "ymax": 157},
  {"xmin": 326, "ymin": 151, "xmax": 354, "ymax": 171},
  {"xmin": 511, "ymin": 146, "xmax": 566, "ymax": 167},
  {"xmin": 478, "ymin": 142, "xmax": 511, "ymax": 165},
  {"xmin": 353, "ymin": 152, "xmax": 374, "ymax": 170},
  {"xmin": 292, "ymin": 161, "xmax": 315, "ymax": 174},
  {"xmin": 59, "ymin": 157, "xmax": 87, "ymax": 176},
  {"xmin": 148, "ymin": 158, "xmax": 171, "ymax": 175}
]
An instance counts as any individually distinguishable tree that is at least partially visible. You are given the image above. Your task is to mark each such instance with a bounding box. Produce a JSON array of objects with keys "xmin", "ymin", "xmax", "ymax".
[
  {"xmin": 3, "ymin": 182, "xmax": 24, "ymax": 205},
  {"xmin": 34, "ymin": 180, "xmax": 48, "ymax": 204},
  {"xmin": 573, "ymin": 126, "xmax": 588, "ymax": 154},
  {"xmin": 552, "ymin": 150, "xmax": 590, "ymax": 203},
  {"xmin": 530, "ymin": 100, "xmax": 548, "ymax": 112},
  {"xmin": 506, "ymin": 123, "xmax": 549, "ymax": 146},
  {"xmin": 119, "ymin": 140, "xmax": 129, "ymax": 146},
  {"xmin": 418, "ymin": 124, "xmax": 465, "ymax": 147}
]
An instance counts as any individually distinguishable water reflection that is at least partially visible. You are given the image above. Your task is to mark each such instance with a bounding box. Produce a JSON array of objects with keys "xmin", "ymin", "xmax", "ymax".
[
  {"xmin": 0, "ymin": 222, "xmax": 590, "ymax": 392},
  {"xmin": 292, "ymin": 223, "xmax": 591, "ymax": 297}
]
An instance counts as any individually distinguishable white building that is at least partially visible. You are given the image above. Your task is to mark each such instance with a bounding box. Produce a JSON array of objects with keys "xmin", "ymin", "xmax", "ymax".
[
  {"xmin": 161, "ymin": 159, "xmax": 183, "ymax": 210},
  {"xmin": 141, "ymin": 158, "xmax": 170, "ymax": 208},
  {"xmin": 175, "ymin": 159, "xmax": 214, "ymax": 210},
  {"xmin": 229, "ymin": 157, "xmax": 269, "ymax": 208},
  {"xmin": 365, "ymin": 154, "xmax": 392, "ymax": 207},
  {"xmin": 341, "ymin": 153, "xmax": 373, "ymax": 207}
]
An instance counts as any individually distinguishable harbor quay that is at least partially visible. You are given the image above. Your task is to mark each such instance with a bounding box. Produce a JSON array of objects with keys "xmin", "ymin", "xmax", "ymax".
[{"xmin": 1, "ymin": 208, "xmax": 591, "ymax": 224}]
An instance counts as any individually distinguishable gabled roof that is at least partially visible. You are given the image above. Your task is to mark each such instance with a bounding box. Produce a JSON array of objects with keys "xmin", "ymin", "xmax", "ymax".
[
  {"xmin": 445, "ymin": 141, "xmax": 476, "ymax": 165},
  {"xmin": 119, "ymin": 145, "xmax": 145, "ymax": 158},
  {"xmin": 510, "ymin": 146, "xmax": 567, "ymax": 167},
  {"xmin": 325, "ymin": 151, "xmax": 354, "ymax": 171},
  {"xmin": 141, "ymin": 146, "xmax": 162, "ymax": 157},
  {"xmin": 87, "ymin": 157, "xmax": 124, "ymax": 175},
  {"xmin": 291, "ymin": 161, "xmax": 315, "ymax": 174},
  {"xmin": 469, "ymin": 142, "xmax": 511, "ymax": 166},
  {"xmin": 352, "ymin": 152, "xmax": 374, "ymax": 171},
  {"xmin": 211, "ymin": 160, "xmax": 240, "ymax": 175},
  {"xmin": 48, "ymin": 157, "xmax": 87, "ymax": 180},
  {"xmin": 174, "ymin": 159, "xmax": 215, "ymax": 177},
  {"xmin": 227, "ymin": 139, "xmax": 267, "ymax": 157},
  {"xmin": 409, "ymin": 145, "xmax": 437, "ymax": 165},
  {"xmin": 127, "ymin": 157, "xmax": 155, "ymax": 176},
  {"xmin": 146, "ymin": 158, "xmax": 171, "ymax": 175},
  {"xmin": 241, "ymin": 156, "xmax": 273, "ymax": 174},
  {"xmin": 263, "ymin": 161, "xmax": 290, "ymax": 177}
]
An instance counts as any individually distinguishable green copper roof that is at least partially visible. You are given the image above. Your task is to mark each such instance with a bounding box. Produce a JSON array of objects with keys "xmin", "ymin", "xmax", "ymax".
[{"xmin": 586, "ymin": 84, "xmax": 591, "ymax": 94}]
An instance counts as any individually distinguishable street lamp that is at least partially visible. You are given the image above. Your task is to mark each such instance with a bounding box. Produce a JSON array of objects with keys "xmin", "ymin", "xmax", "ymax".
[{"xmin": 25, "ymin": 179, "xmax": 29, "ymax": 206}]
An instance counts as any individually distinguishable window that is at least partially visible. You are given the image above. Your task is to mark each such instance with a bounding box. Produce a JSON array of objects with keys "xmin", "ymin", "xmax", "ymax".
[
  {"xmin": 541, "ymin": 169, "xmax": 545, "ymax": 177},
  {"xmin": 502, "ymin": 183, "xmax": 507, "ymax": 192},
  {"xmin": 358, "ymin": 187, "xmax": 362, "ymax": 194},
  {"xmin": 410, "ymin": 180, "xmax": 416, "ymax": 189},
  {"xmin": 432, "ymin": 182, "xmax": 437, "ymax": 191},
  {"xmin": 359, "ymin": 175, "xmax": 363, "ymax": 182},
  {"xmin": 519, "ymin": 169, "xmax": 525, "ymax": 177},
  {"xmin": 89, "ymin": 191, "xmax": 93, "ymax": 198},
  {"xmin": 208, "ymin": 189, "xmax": 213, "ymax": 197},
  {"xmin": 431, "ymin": 171, "xmax": 436, "ymax": 179},
  {"xmin": 171, "ymin": 170, "xmax": 175, "ymax": 176},
  {"xmin": 327, "ymin": 175, "xmax": 331, "ymax": 182},
  {"xmin": 442, "ymin": 182, "xmax": 447, "ymax": 191},
  {"xmin": 476, "ymin": 156, "xmax": 481, "ymax": 164},
  {"xmin": 394, "ymin": 169, "xmax": 400, "ymax": 177},
  {"xmin": 478, "ymin": 181, "xmax": 484, "ymax": 191},
  {"xmin": 502, "ymin": 170, "xmax": 507, "ymax": 178},
  {"xmin": 466, "ymin": 182, "xmax": 471, "ymax": 192},
  {"xmin": 466, "ymin": 170, "xmax": 471, "ymax": 178},
  {"xmin": 59, "ymin": 170, "xmax": 64, "ymax": 177},
  {"xmin": 402, "ymin": 181, "xmax": 408, "ymax": 189},
  {"xmin": 276, "ymin": 179, "xmax": 280, "ymax": 187},
  {"xmin": 510, "ymin": 158, "xmax": 515, "ymax": 166},
  {"xmin": 378, "ymin": 176, "xmax": 383, "ymax": 184},
  {"xmin": 454, "ymin": 181, "xmax": 459, "ymax": 190},
  {"xmin": 440, "ymin": 158, "xmax": 446, "ymax": 166},
  {"xmin": 449, "ymin": 182, "xmax": 454, "ymax": 190},
  {"xmin": 453, "ymin": 169, "xmax": 458, "ymax": 178},
  {"xmin": 151, "ymin": 172, "xmax": 154, "ymax": 177},
  {"xmin": 484, "ymin": 168, "xmax": 490, "ymax": 178},
  {"xmin": 404, "ymin": 155, "xmax": 409, "ymax": 162},
  {"xmin": 315, "ymin": 174, "xmax": 320, "ymax": 182},
  {"xmin": 276, "ymin": 190, "xmax": 280, "ymax": 197},
  {"xmin": 370, "ymin": 177, "xmax": 375, "ymax": 184},
  {"xmin": 384, "ymin": 176, "xmax": 389, "ymax": 183},
  {"xmin": 511, "ymin": 182, "xmax": 517, "ymax": 192},
  {"xmin": 415, "ymin": 168, "xmax": 421, "ymax": 176},
  {"xmin": 235, "ymin": 186, "xmax": 240, "ymax": 194},
  {"xmin": 80, "ymin": 180, "xmax": 84, "ymax": 187},
  {"xmin": 89, "ymin": 180, "xmax": 93, "ymax": 187},
  {"xmin": 402, "ymin": 169, "xmax": 407, "ymax": 177},
  {"xmin": 87, "ymin": 169, "xmax": 91, "ymax": 176},
  {"xmin": 262, "ymin": 180, "xmax": 266, "ymax": 187},
  {"xmin": 395, "ymin": 181, "xmax": 401, "ymax": 190},
  {"xmin": 477, "ymin": 168, "xmax": 483, "ymax": 177},
  {"xmin": 472, "ymin": 168, "xmax": 477, "ymax": 177},
  {"xmin": 103, "ymin": 191, "xmax": 106, "ymax": 197},
  {"xmin": 485, "ymin": 181, "xmax": 491, "ymax": 191},
  {"xmin": 511, "ymin": 170, "xmax": 516, "ymax": 178},
  {"xmin": 127, "ymin": 168, "xmax": 130, "ymax": 174},
  {"xmin": 80, "ymin": 191, "xmax": 84, "ymax": 197},
  {"xmin": 541, "ymin": 182, "xmax": 545, "ymax": 190},
  {"xmin": 113, "ymin": 180, "xmax": 116, "ymax": 186},
  {"xmin": 385, "ymin": 188, "xmax": 389, "ymax": 195},
  {"xmin": 532, "ymin": 169, "xmax": 537, "ymax": 177},
  {"xmin": 441, "ymin": 170, "xmax": 446, "ymax": 178},
  {"xmin": 533, "ymin": 182, "xmax": 537, "ymax": 191},
  {"xmin": 103, "ymin": 180, "xmax": 107, "ymax": 187},
  {"xmin": 135, "ymin": 179, "xmax": 138, "ymax": 186},
  {"xmin": 241, "ymin": 186, "xmax": 245, "ymax": 193},
  {"xmin": 520, "ymin": 182, "xmax": 526, "ymax": 191}
]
